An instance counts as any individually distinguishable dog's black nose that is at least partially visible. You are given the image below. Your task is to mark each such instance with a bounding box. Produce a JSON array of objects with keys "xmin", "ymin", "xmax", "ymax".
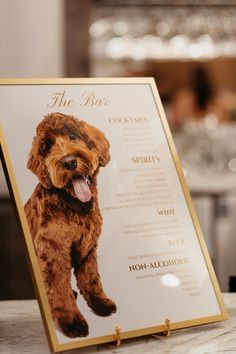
[{"xmin": 63, "ymin": 158, "xmax": 77, "ymax": 171}]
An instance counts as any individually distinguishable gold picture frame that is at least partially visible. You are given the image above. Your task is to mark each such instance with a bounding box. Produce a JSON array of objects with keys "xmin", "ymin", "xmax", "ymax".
[{"xmin": 0, "ymin": 78, "xmax": 227, "ymax": 353}]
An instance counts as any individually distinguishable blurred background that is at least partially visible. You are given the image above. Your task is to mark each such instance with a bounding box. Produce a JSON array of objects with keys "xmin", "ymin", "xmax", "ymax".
[{"xmin": 1, "ymin": 0, "xmax": 236, "ymax": 299}]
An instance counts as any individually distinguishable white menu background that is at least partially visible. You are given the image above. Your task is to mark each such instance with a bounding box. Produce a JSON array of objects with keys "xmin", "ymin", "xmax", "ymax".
[{"xmin": 0, "ymin": 83, "xmax": 221, "ymax": 345}]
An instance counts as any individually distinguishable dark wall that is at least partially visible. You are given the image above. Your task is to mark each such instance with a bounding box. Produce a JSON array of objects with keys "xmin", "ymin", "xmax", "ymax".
[{"xmin": 0, "ymin": 198, "xmax": 35, "ymax": 300}]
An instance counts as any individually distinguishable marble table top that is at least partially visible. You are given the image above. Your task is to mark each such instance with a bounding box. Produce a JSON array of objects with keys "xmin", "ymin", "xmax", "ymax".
[{"xmin": 0, "ymin": 293, "xmax": 235, "ymax": 354}]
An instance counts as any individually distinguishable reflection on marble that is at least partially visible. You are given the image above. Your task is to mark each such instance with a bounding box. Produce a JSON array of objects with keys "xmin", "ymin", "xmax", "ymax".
[{"xmin": 0, "ymin": 294, "xmax": 235, "ymax": 354}]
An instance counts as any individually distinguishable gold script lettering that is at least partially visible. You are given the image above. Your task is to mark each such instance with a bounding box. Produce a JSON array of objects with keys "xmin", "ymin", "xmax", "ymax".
[
  {"xmin": 80, "ymin": 92, "xmax": 108, "ymax": 107},
  {"xmin": 47, "ymin": 91, "xmax": 74, "ymax": 108}
]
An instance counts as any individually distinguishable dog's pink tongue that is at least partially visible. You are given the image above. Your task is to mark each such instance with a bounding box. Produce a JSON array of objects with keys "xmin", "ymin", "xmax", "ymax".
[{"xmin": 72, "ymin": 177, "xmax": 91, "ymax": 202}]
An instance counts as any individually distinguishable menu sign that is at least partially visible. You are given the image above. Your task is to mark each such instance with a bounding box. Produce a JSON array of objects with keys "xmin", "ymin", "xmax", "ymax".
[{"xmin": 0, "ymin": 78, "xmax": 227, "ymax": 352}]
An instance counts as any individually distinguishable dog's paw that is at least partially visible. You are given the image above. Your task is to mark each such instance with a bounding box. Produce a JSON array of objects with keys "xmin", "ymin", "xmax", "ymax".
[
  {"xmin": 59, "ymin": 315, "xmax": 89, "ymax": 338},
  {"xmin": 89, "ymin": 296, "xmax": 117, "ymax": 317}
]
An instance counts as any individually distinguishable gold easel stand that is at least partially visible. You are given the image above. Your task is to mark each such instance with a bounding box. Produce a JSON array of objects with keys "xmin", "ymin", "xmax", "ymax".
[
  {"xmin": 113, "ymin": 319, "xmax": 171, "ymax": 347},
  {"xmin": 114, "ymin": 326, "xmax": 121, "ymax": 346},
  {"xmin": 162, "ymin": 318, "xmax": 171, "ymax": 337}
]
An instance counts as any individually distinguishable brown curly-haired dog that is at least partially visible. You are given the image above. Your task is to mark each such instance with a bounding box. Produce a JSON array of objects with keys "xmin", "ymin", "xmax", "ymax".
[{"xmin": 24, "ymin": 112, "xmax": 116, "ymax": 338}]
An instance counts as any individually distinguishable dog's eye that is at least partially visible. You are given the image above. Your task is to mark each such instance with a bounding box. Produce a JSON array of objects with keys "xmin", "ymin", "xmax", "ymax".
[{"xmin": 69, "ymin": 132, "xmax": 77, "ymax": 140}]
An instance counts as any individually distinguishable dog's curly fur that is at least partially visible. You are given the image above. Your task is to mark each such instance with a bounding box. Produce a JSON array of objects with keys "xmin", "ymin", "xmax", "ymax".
[{"xmin": 24, "ymin": 112, "xmax": 116, "ymax": 338}]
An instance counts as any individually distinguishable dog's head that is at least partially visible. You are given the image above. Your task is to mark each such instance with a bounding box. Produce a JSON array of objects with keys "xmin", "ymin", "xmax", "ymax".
[{"xmin": 27, "ymin": 113, "xmax": 110, "ymax": 202}]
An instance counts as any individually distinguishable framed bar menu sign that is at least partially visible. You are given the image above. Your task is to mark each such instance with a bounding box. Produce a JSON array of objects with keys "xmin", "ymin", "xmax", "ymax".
[{"xmin": 0, "ymin": 78, "xmax": 227, "ymax": 352}]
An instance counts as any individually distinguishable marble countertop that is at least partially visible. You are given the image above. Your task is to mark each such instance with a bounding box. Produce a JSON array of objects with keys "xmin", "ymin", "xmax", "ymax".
[{"xmin": 0, "ymin": 293, "xmax": 235, "ymax": 354}]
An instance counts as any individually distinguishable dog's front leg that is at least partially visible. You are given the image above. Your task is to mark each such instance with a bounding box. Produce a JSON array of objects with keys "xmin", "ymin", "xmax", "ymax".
[
  {"xmin": 74, "ymin": 247, "xmax": 117, "ymax": 317},
  {"xmin": 34, "ymin": 232, "xmax": 89, "ymax": 338}
]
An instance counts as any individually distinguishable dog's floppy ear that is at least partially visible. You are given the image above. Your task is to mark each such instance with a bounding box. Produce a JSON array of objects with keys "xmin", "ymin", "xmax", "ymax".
[
  {"xmin": 27, "ymin": 130, "xmax": 52, "ymax": 188},
  {"xmin": 79, "ymin": 121, "xmax": 110, "ymax": 167}
]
